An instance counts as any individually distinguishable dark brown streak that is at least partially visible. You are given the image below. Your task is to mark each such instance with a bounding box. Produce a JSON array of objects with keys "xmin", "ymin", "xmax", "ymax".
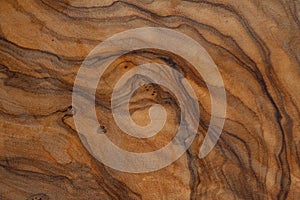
[
  {"xmin": 9, "ymin": 0, "xmax": 102, "ymax": 45},
  {"xmin": 0, "ymin": 36, "xmax": 83, "ymax": 64},
  {"xmin": 0, "ymin": 104, "xmax": 72, "ymax": 119},
  {"xmin": 184, "ymin": 1, "xmax": 292, "ymax": 198},
  {"xmin": 0, "ymin": 64, "xmax": 72, "ymax": 94}
]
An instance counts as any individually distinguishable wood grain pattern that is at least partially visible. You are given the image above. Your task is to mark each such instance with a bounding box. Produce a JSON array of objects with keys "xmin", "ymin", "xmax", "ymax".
[{"xmin": 0, "ymin": 0, "xmax": 300, "ymax": 199}]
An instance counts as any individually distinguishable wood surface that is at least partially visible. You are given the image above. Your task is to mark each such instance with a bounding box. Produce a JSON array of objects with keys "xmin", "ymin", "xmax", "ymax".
[{"xmin": 0, "ymin": 0, "xmax": 300, "ymax": 199}]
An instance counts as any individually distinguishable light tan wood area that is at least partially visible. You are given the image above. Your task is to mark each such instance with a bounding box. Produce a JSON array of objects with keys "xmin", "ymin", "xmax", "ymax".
[{"xmin": 0, "ymin": 0, "xmax": 300, "ymax": 199}]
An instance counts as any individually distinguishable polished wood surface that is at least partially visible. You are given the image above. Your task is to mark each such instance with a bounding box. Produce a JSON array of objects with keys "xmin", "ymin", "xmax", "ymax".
[{"xmin": 0, "ymin": 0, "xmax": 300, "ymax": 199}]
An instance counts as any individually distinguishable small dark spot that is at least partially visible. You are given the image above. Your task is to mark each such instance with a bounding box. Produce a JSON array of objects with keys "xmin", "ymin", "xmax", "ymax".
[
  {"xmin": 67, "ymin": 105, "xmax": 73, "ymax": 111},
  {"xmin": 124, "ymin": 65, "xmax": 128, "ymax": 69},
  {"xmin": 98, "ymin": 125, "xmax": 107, "ymax": 134},
  {"xmin": 71, "ymin": 106, "xmax": 76, "ymax": 115},
  {"xmin": 51, "ymin": 39, "xmax": 54, "ymax": 42},
  {"xmin": 26, "ymin": 193, "xmax": 49, "ymax": 200},
  {"xmin": 151, "ymin": 93, "xmax": 155, "ymax": 96}
]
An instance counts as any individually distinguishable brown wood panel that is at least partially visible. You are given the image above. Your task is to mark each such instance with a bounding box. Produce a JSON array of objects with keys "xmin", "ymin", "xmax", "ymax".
[{"xmin": 0, "ymin": 0, "xmax": 299, "ymax": 199}]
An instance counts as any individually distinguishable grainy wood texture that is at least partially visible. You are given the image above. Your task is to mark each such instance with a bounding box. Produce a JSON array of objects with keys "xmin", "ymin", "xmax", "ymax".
[{"xmin": 0, "ymin": 0, "xmax": 300, "ymax": 199}]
